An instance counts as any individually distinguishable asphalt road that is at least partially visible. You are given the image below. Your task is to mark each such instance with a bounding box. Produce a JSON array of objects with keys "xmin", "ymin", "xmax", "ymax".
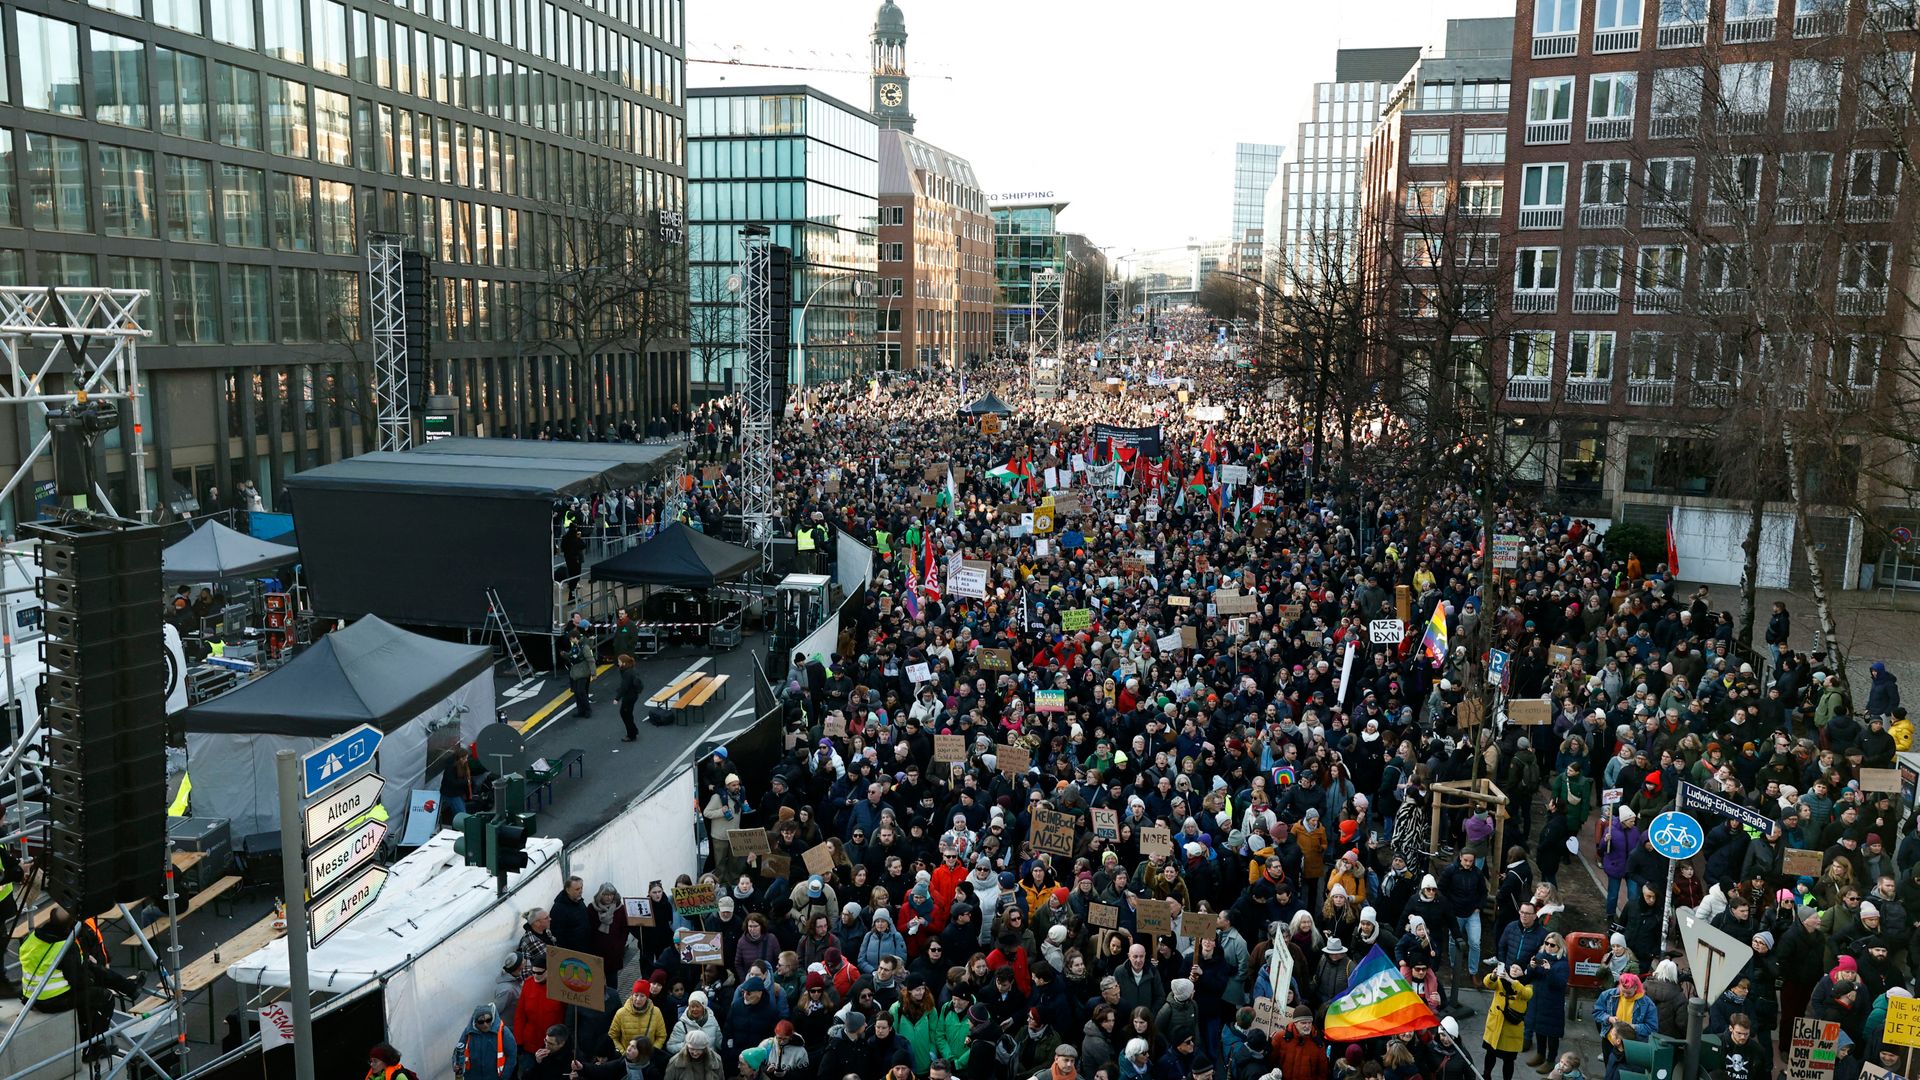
[{"xmin": 492, "ymin": 630, "xmax": 775, "ymax": 842}]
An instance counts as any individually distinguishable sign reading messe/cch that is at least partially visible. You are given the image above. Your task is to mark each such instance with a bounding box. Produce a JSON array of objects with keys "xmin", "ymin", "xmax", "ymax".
[{"xmin": 305, "ymin": 818, "xmax": 387, "ymax": 897}]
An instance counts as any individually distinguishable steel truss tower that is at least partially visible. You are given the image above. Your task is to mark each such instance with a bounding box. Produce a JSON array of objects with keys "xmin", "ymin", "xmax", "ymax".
[
  {"xmin": 367, "ymin": 234, "xmax": 412, "ymax": 451},
  {"xmin": 737, "ymin": 230, "xmax": 776, "ymax": 567},
  {"xmin": 1030, "ymin": 268, "xmax": 1063, "ymax": 362}
]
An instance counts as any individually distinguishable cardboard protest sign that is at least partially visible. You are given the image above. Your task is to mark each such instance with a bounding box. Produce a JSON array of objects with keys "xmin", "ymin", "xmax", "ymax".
[
  {"xmin": 1549, "ymin": 645, "xmax": 1573, "ymax": 667},
  {"xmin": 1216, "ymin": 592, "xmax": 1258, "ymax": 615},
  {"xmin": 1179, "ymin": 910, "xmax": 1219, "ymax": 940},
  {"xmin": 1156, "ymin": 631, "xmax": 1184, "ymax": 652},
  {"xmin": 763, "ymin": 853, "xmax": 791, "ymax": 880},
  {"xmin": 1456, "ymin": 696, "xmax": 1486, "ymax": 728},
  {"xmin": 1031, "ymin": 807, "xmax": 1078, "ymax": 857},
  {"xmin": 683, "ymin": 931, "xmax": 724, "ymax": 966},
  {"xmin": 1134, "ymin": 898, "xmax": 1175, "ymax": 937},
  {"xmin": 671, "ymin": 882, "xmax": 717, "ymax": 916},
  {"xmin": 728, "ymin": 828, "xmax": 771, "ymax": 856},
  {"xmin": 545, "ymin": 947, "xmax": 606, "ymax": 1008},
  {"xmin": 1180, "ymin": 626, "xmax": 1198, "ymax": 649},
  {"xmin": 1088, "ymin": 902, "xmax": 1120, "ymax": 929},
  {"xmin": 1140, "ymin": 825, "xmax": 1174, "ymax": 858},
  {"xmin": 906, "ymin": 662, "xmax": 933, "ymax": 683},
  {"xmin": 824, "ymin": 714, "xmax": 847, "ymax": 738},
  {"xmin": 624, "ymin": 896, "xmax": 655, "ymax": 926},
  {"xmin": 1861, "ymin": 768, "xmax": 1902, "ymax": 793},
  {"xmin": 803, "ymin": 842, "xmax": 836, "ymax": 877},
  {"xmin": 934, "ymin": 734, "xmax": 967, "ymax": 762},
  {"xmin": 1168, "ymin": 595, "xmax": 1191, "ymax": 607},
  {"xmin": 919, "ymin": 492, "xmax": 938, "ymax": 508},
  {"xmin": 1123, "ymin": 558, "xmax": 1148, "ymax": 577},
  {"xmin": 1275, "ymin": 603, "xmax": 1302, "ymax": 623},
  {"xmin": 1091, "ymin": 807, "xmax": 1119, "ymax": 840},
  {"xmin": 1508, "ymin": 699, "xmax": 1553, "ymax": 725},
  {"xmin": 998, "ymin": 743, "xmax": 1031, "ymax": 775},
  {"xmin": 1250, "ymin": 996, "xmax": 1284, "ymax": 1035},
  {"xmin": 1782, "ymin": 848, "xmax": 1824, "ymax": 876}
]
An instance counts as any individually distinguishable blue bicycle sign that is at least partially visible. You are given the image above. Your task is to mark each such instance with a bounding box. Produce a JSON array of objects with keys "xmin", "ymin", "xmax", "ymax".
[{"xmin": 1648, "ymin": 811, "xmax": 1704, "ymax": 860}]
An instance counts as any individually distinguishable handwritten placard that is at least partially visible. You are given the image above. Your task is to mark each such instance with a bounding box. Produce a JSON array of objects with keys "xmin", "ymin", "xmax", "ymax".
[
  {"xmin": 625, "ymin": 897, "xmax": 655, "ymax": 925},
  {"xmin": 683, "ymin": 931, "xmax": 724, "ymax": 966},
  {"xmin": 1250, "ymin": 996, "xmax": 1284, "ymax": 1036},
  {"xmin": 824, "ymin": 713, "xmax": 847, "ymax": 738},
  {"xmin": 1861, "ymin": 768, "xmax": 1902, "ymax": 793},
  {"xmin": 803, "ymin": 842, "xmax": 837, "ymax": 877},
  {"xmin": 1061, "ymin": 609, "xmax": 1093, "ymax": 631},
  {"xmin": 1456, "ymin": 696, "xmax": 1486, "ymax": 728},
  {"xmin": 934, "ymin": 734, "xmax": 967, "ymax": 762},
  {"xmin": 906, "ymin": 662, "xmax": 933, "ymax": 683},
  {"xmin": 1216, "ymin": 592, "xmax": 1258, "ymax": 615},
  {"xmin": 1035, "ymin": 689, "xmax": 1066, "ymax": 713},
  {"xmin": 1031, "ymin": 806, "xmax": 1078, "ymax": 857},
  {"xmin": 1179, "ymin": 626, "xmax": 1198, "ymax": 649},
  {"xmin": 1168, "ymin": 595, "xmax": 1191, "ymax": 607},
  {"xmin": 1508, "ymin": 699, "xmax": 1553, "ymax": 725},
  {"xmin": 1783, "ymin": 848, "xmax": 1824, "ymax": 876},
  {"xmin": 978, "ymin": 647, "xmax": 1014, "ymax": 672},
  {"xmin": 1140, "ymin": 825, "xmax": 1174, "ymax": 858},
  {"xmin": 1179, "ymin": 910, "xmax": 1219, "ymax": 940},
  {"xmin": 998, "ymin": 743, "xmax": 1031, "ymax": 775},
  {"xmin": 1088, "ymin": 902, "xmax": 1119, "ymax": 929},
  {"xmin": 763, "ymin": 853, "xmax": 791, "ymax": 880},
  {"xmin": 1549, "ymin": 645, "xmax": 1573, "ymax": 667},
  {"xmin": 671, "ymin": 883, "xmax": 717, "ymax": 916},
  {"xmin": 728, "ymin": 828, "xmax": 771, "ymax": 856},
  {"xmin": 1134, "ymin": 898, "xmax": 1175, "ymax": 937},
  {"xmin": 545, "ymin": 947, "xmax": 606, "ymax": 1009},
  {"xmin": 1091, "ymin": 807, "xmax": 1119, "ymax": 840},
  {"xmin": 1156, "ymin": 631, "xmax": 1184, "ymax": 652}
]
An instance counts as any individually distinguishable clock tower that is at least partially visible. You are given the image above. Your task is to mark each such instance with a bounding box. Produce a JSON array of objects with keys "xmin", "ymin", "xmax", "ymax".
[{"xmin": 871, "ymin": 1, "xmax": 915, "ymax": 133}]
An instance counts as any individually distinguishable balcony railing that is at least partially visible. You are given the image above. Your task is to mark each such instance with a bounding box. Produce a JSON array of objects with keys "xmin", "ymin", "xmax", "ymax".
[
  {"xmin": 1566, "ymin": 378, "xmax": 1613, "ymax": 404},
  {"xmin": 1594, "ymin": 26, "xmax": 1643, "ymax": 51},
  {"xmin": 1794, "ymin": 8, "xmax": 1843, "ymax": 35},
  {"xmin": 1512, "ymin": 288, "xmax": 1559, "ymax": 313},
  {"xmin": 1847, "ymin": 195, "xmax": 1897, "ymax": 222},
  {"xmin": 1704, "ymin": 289, "xmax": 1751, "ymax": 313},
  {"xmin": 1519, "ymin": 207, "xmax": 1566, "ymax": 229},
  {"xmin": 1828, "ymin": 384, "xmax": 1874, "ymax": 410},
  {"xmin": 1776, "ymin": 199, "xmax": 1828, "ymax": 225},
  {"xmin": 1634, "ymin": 288, "xmax": 1681, "ymax": 314},
  {"xmin": 1526, "ymin": 119, "xmax": 1572, "ymax": 144},
  {"xmin": 1573, "ymin": 288, "xmax": 1622, "ymax": 313},
  {"xmin": 1724, "ymin": 15, "xmax": 1778, "ymax": 41},
  {"xmin": 1587, "ymin": 117, "xmax": 1634, "ymax": 141},
  {"xmin": 1627, "ymin": 380, "xmax": 1675, "ymax": 406},
  {"xmin": 1649, "ymin": 114, "xmax": 1699, "ymax": 138},
  {"xmin": 1689, "ymin": 383, "xmax": 1734, "ymax": 408},
  {"xmin": 1580, "ymin": 203, "xmax": 1628, "ymax": 229},
  {"xmin": 1718, "ymin": 110, "xmax": 1768, "ymax": 134},
  {"xmin": 1838, "ymin": 286, "xmax": 1888, "ymax": 314},
  {"xmin": 1657, "ymin": 20, "xmax": 1707, "ymax": 46},
  {"xmin": 1506, "ymin": 376, "xmax": 1553, "ymax": 402},
  {"xmin": 1786, "ymin": 106, "xmax": 1836, "ymax": 132},
  {"xmin": 1707, "ymin": 201, "xmax": 1758, "ymax": 225},
  {"xmin": 1532, "ymin": 32, "xmax": 1579, "ymax": 57},
  {"xmin": 1641, "ymin": 205, "xmax": 1687, "ymax": 229}
]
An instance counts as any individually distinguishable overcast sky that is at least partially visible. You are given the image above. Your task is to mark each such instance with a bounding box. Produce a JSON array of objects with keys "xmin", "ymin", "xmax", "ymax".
[{"xmin": 689, "ymin": 0, "xmax": 1515, "ymax": 256}]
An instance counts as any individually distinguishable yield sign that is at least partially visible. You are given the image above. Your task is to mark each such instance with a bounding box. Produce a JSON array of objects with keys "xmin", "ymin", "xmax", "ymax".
[{"xmin": 1676, "ymin": 907, "xmax": 1754, "ymax": 1003}]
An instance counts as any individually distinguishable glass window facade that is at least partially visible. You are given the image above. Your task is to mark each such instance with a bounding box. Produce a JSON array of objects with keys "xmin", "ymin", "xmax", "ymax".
[{"xmin": 19, "ymin": 13, "xmax": 83, "ymax": 117}]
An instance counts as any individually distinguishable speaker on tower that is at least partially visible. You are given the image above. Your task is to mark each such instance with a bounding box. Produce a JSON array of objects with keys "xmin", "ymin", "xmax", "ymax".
[{"xmin": 768, "ymin": 245, "xmax": 794, "ymax": 425}]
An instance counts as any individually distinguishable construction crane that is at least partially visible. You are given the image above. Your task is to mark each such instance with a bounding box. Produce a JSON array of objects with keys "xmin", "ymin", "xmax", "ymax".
[{"xmin": 687, "ymin": 42, "xmax": 955, "ymax": 81}]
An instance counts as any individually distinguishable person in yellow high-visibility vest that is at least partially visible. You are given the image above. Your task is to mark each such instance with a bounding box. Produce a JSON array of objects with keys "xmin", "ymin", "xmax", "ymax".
[
  {"xmin": 0, "ymin": 844, "xmax": 20, "ymax": 998},
  {"xmin": 21, "ymin": 906, "xmax": 137, "ymax": 1059}
]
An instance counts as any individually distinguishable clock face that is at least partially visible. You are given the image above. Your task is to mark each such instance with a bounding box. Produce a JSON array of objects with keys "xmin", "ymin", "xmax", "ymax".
[{"xmin": 880, "ymin": 82, "xmax": 904, "ymax": 108}]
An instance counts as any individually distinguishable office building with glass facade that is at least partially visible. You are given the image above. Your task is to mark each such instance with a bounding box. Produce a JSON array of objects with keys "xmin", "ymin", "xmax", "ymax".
[
  {"xmin": 991, "ymin": 197, "xmax": 1101, "ymax": 351},
  {"xmin": 1230, "ymin": 141, "xmax": 1283, "ymax": 274},
  {"xmin": 687, "ymin": 85, "xmax": 878, "ymax": 393},
  {"xmin": 0, "ymin": 0, "xmax": 689, "ymax": 533}
]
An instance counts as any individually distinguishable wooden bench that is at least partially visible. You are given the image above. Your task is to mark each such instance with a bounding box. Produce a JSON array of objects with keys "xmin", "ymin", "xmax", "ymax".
[
  {"xmin": 526, "ymin": 748, "xmax": 586, "ymax": 811},
  {"xmin": 683, "ymin": 674, "xmax": 730, "ymax": 724},
  {"xmin": 131, "ymin": 910, "xmax": 286, "ymax": 1012},
  {"xmin": 646, "ymin": 671, "xmax": 701, "ymax": 709},
  {"xmin": 123, "ymin": 875, "xmax": 242, "ymax": 945},
  {"xmin": 670, "ymin": 675, "xmax": 712, "ymax": 711}
]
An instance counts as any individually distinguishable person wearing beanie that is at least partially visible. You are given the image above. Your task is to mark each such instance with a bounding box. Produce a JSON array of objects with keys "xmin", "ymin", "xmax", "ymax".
[
  {"xmin": 493, "ymin": 951, "xmax": 527, "ymax": 1022},
  {"xmin": 607, "ymin": 978, "xmax": 667, "ymax": 1059},
  {"xmin": 748, "ymin": 1018, "xmax": 808, "ymax": 1078},
  {"xmin": 667, "ymin": 987, "xmax": 720, "ymax": 1056},
  {"xmin": 665, "ymin": 1027, "xmax": 721, "ymax": 1080},
  {"xmin": 1154, "ymin": 978, "xmax": 1199, "ymax": 1050},
  {"xmin": 813, "ymin": 1007, "xmax": 868, "ymax": 1080},
  {"xmin": 725, "ymin": 975, "xmax": 779, "ymax": 1066}
]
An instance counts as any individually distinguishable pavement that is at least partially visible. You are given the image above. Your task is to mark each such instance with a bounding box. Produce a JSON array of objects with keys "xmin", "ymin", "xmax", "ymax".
[{"xmin": 1669, "ymin": 577, "xmax": 1920, "ymax": 702}]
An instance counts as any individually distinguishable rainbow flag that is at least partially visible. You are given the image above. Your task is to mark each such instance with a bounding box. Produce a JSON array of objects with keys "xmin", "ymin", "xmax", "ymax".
[
  {"xmin": 1419, "ymin": 602, "xmax": 1449, "ymax": 666},
  {"xmin": 1322, "ymin": 945, "xmax": 1439, "ymax": 1041}
]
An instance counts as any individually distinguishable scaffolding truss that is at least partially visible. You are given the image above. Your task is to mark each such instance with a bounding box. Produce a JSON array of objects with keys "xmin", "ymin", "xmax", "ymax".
[
  {"xmin": 0, "ymin": 286, "xmax": 152, "ymax": 520},
  {"xmin": 737, "ymin": 232, "xmax": 776, "ymax": 568},
  {"xmin": 1030, "ymin": 269, "xmax": 1063, "ymax": 363},
  {"xmin": 366, "ymin": 234, "xmax": 412, "ymax": 452}
]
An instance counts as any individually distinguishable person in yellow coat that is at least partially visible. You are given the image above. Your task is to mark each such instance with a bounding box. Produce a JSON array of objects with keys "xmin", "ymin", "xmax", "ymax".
[
  {"xmin": 1482, "ymin": 963, "xmax": 1535, "ymax": 1080},
  {"xmin": 1891, "ymin": 707, "xmax": 1913, "ymax": 751}
]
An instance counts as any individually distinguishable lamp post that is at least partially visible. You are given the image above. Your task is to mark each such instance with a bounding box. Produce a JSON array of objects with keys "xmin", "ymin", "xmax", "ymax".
[{"xmin": 797, "ymin": 270, "xmax": 877, "ymax": 388}]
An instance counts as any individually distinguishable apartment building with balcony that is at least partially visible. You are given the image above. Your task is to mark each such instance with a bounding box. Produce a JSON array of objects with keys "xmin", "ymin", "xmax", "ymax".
[{"xmin": 1496, "ymin": 0, "xmax": 1918, "ymax": 580}]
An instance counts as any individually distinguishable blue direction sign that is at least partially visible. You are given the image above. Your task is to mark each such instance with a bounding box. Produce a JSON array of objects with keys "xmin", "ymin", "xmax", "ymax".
[
  {"xmin": 302, "ymin": 724, "xmax": 383, "ymax": 797},
  {"xmin": 1648, "ymin": 810, "xmax": 1704, "ymax": 860}
]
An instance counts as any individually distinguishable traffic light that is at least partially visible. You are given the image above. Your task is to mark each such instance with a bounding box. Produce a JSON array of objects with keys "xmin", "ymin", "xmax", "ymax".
[
  {"xmin": 454, "ymin": 812, "xmax": 489, "ymax": 869},
  {"xmin": 1620, "ymin": 1035, "xmax": 1679, "ymax": 1080},
  {"xmin": 495, "ymin": 817, "xmax": 530, "ymax": 873}
]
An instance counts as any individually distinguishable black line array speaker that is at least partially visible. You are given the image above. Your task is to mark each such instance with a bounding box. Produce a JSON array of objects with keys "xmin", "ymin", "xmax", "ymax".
[
  {"xmin": 769, "ymin": 245, "xmax": 793, "ymax": 426},
  {"xmin": 27, "ymin": 517, "xmax": 168, "ymax": 916},
  {"xmin": 402, "ymin": 251, "xmax": 433, "ymax": 407}
]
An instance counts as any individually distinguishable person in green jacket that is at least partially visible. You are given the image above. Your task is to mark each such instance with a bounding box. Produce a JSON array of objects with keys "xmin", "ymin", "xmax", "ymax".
[
  {"xmin": 1814, "ymin": 676, "xmax": 1847, "ymax": 729},
  {"xmin": 930, "ymin": 989, "xmax": 974, "ymax": 1070},
  {"xmin": 1551, "ymin": 761, "xmax": 1594, "ymax": 833},
  {"xmin": 891, "ymin": 976, "xmax": 943, "ymax": 1074}
]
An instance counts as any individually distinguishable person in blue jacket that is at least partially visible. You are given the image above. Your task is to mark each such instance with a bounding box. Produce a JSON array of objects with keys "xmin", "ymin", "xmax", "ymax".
[
  {"xmin": 454, "ymin": 1004, "xmax": 518, "ymax": 1080},
  {"xmin": 1591, "ymin": 973, "xmax": 1657, "ymax": 1039}
]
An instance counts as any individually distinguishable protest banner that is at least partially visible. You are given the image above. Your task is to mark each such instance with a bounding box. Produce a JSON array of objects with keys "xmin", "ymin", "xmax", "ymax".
[
  {"xmin": 763, "ymin": 853, "xmax": 790, "ymax": 880},
  {"xmin": 1140, "ymin": 825, "xmax": 1173, "ymax": 858},
  {"xmin": 1035, "ymin": 689, "xmax": 1067, "ymax": 713},
  {"xmin": 1180, "ymin": 626, "xmax": 1198, "ymax": 649},
  {"xmin": 1783, "ymin": 848, "xmax": 1823, "ymax": 876},
  {"xmin": 934, "ymin": 734, "xmax": 967, "ymax": 762},
  {"xmin": 1091, "ymin": 807, "xmax": 1119, "ymax": 840},
  {"xmin": 1088, "ymin": 902, "xmax": 1120, "ymax": 929},
  {"xmin": 1179, "ymin": 910, "xmax": 1219, "ymax": 940},
  {"xmin": 1861, "ymin": 768, "xmax": 1903, "ymax": 793},
  {"xmin": 1549, "ymin": 645, "xmax": 1573, "ymax": 667},
  {"xmin": 671, "ymin": 882, "xmax": 717, "ymax": 916},
  {"xmin": 802, "ymin": 842, "xmax": 836, "ymax": 877},
  {"xmin": 545, "ymin": 947, "xmax": 606, "ymax": 1009},
  {"xmin": 1156, "ymin": 631, "xmax": 1184, "ymax": 652},
  {"xmin": 1508, "ymin": 699, "xmax": 1552, "ymax": 725},
  {"xmin": 998, "ymin": 743, "xmax": 1031, "ymax": 775},
  {"xmin": 906, "ymin": 662, "xmax": 933, "ymax": 683},
  {"xmin": 1031, "ymin": 807, "xmax": 1078, "ymax": 856},
  {"xmin": 624, "ymin": 896, "xmax": 656, "ymax": 925},
  {"xmin": 1885, "ymin": 995, "xmax": 1920, "ymax": 1047},
  {"xmin": 727, "ymin": 828, "xmax": 770, "ymax": 856},
  {"xmin": 1215, "ymin": 592, "xmax": 1258, "ymax": 615},
  {"xmin": 683, "ymin": 931, "xmax": 724, "ymax": 966},
  {"xmin": 978, "ymin": 647, "xmax": 1014, "ymax": 672},
  {"xmin": 1788, "ymin": 1018, "xmax": 1841, "ymax": 1080},
  {"xmin": 1061, "ymin": 609, "xmax": 1093, "ymax": 631},
  {"xmin": 1134, "ymin": 898, "xmax": 1174, "ymax": 938}
]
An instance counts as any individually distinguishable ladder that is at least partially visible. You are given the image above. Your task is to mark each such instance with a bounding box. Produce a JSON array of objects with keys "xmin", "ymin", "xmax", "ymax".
[{"xmin": 484, "ymin": 588, "xmax": 535, "ymax": 679}]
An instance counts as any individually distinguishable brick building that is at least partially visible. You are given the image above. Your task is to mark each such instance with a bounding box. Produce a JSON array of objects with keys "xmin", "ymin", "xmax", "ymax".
[{"xmin": 877, "ymin": 129, "xmax": 994, "ymax": 370}]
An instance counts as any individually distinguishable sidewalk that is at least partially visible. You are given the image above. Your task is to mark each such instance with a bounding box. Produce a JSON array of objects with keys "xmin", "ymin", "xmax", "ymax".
[{"xmin": 1672, "ymin": 578, "xmax": 1920, "ymax": 705}]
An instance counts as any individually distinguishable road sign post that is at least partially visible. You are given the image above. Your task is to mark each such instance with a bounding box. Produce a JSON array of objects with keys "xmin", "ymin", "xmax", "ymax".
[
  {"xmin": 1649, "ymin": 811, "xmax": 1702, "ymax": 955},
  {"xmin": 274, "ymin": 750, "xmax": 317, "ymax": 1080}
]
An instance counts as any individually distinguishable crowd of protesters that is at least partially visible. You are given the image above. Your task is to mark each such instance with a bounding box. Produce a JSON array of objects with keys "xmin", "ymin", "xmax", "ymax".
[{"xmin": 449, "ymin": 319, "xmax": 1914, "ymax": 1080}]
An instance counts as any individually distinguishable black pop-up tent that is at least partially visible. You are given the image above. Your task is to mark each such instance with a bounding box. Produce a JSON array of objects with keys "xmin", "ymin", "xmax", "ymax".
[
  {"xmin": 162, "ymin": 520, "xmax": 300, "ymax": 583},
  {"xmin": 963, "ymin": 394, "xmax": 1014, "ymax": 415},
  {"xmin": 590, "ymin": 523, "xmax": 759, "ymax": 588},
  {"xmin": 180, "ymin": 615, "xmax": 494, "ymax": 840}
]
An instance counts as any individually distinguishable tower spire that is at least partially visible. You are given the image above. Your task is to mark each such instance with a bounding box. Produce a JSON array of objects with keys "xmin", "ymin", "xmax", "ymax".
[{"xmin": 870, "ymin": 2, "xmax": 915, "ymax": 133}]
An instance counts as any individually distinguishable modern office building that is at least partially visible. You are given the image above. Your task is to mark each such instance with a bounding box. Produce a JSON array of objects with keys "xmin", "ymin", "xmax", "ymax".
[
  {"xmin": 1495, "ymin": 0, "xmax": 1918, "ymax": 581},
  {"xmin": 1357, "ymin": 18, "xmax": 1514, "ymax": 397},
  {"xmin": 1269, "ymin": 46, "xmax": 1421, "ymax": 290},
  {"xmin": 878, "ymin": 130, "xmax": 993, "ymax": 370},
  {"xmin": 688, "ymin": 86, "xmax": 878, "ymax": 393},
  {"xmin": 0, "ymin": 0, "xmax": 690, "ymax": 534},
  {"xmin": 989, "ymin": 195, "xmax": 1102, "ymax": 352},
  {"xmin": 1230, "ymin": 141, "xmax": 1284, "ymax": 274}
]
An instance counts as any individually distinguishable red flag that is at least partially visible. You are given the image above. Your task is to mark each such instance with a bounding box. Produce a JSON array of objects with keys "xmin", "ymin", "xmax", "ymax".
[
  {"xmin": 922, "ymin": 536, "xmax": 941, "ymax": 600},
  {"xmin": 1667, "ymin": 508, "xmax": 1680, "ymax": 576},
  {"xmin": 1203, "ymin": 430, "xmax": 1218, "ymax": 464}
]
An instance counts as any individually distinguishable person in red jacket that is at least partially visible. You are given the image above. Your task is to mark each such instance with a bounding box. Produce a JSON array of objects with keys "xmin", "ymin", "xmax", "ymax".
[
  {"xmin": 1273, "ymin": 1009, "xmax": 1331, "ymax": 1080},
  {"xmin": 986, "ymin": 932, "xmax": 1033, "ymax": 995},
  {"xmin": 512, "ymin": 961, "xmax": 564, "ymax": 1071}
]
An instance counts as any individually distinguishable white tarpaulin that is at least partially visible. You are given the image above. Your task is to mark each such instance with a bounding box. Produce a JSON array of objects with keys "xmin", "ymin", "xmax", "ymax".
[
  {"xmin": 566, "ymin": 768, "xmax": 696, "ymax": 907},
  {"xmin": 793, "ymin": 611, "xmax": 840, "ymax": 668},
  {"xmin": 836, "ymin": 531, "xmax": 874, "ymax": 589},
  {"xmin": 184, "ymin": 669, "xmax": 495, "ymax": 844},
  {"xmin": 1671, "ymin": 506, "xmax": 1794, "ymax": 588}
]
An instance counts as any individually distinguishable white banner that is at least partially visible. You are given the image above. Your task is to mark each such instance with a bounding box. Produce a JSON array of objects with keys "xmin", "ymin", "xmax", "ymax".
[{"xmin": 949, "ymin": 567, "xmax": 988, "ymax": 599}]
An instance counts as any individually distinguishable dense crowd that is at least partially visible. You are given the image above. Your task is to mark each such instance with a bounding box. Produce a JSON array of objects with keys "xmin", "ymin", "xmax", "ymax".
[{"xmin": 449, "ymin": 324, "xmax": 1913, "ymax": 1080}]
